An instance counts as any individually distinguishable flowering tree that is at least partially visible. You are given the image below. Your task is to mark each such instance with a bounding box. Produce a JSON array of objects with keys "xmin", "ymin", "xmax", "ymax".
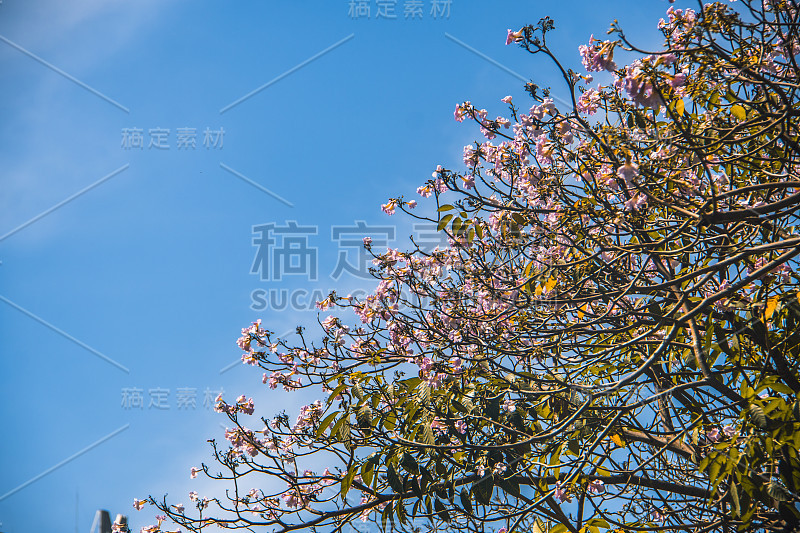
[{"xmin": 139, "ymin": 1, "xmax": 800, "ymax": 532}]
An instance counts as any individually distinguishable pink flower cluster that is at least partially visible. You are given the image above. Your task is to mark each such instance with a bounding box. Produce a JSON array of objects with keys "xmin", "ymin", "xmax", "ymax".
[
  {"xmin": 614, "ymin": 62, "xmax": 663, "ymax": 110},
  {"xmin": 225, "ymin": 426, "xmax": 262, "ymax": 457},
  {"xmin": 214, "ymin": 394, "xmax": 255, "ymax": 416},
  {"xmin": 579, "ymin": 35, "xmax": 617, "ymax": 72},
  {"xmin": 577, "ymin": 88, "xmax": 601, "ymax": 115}
]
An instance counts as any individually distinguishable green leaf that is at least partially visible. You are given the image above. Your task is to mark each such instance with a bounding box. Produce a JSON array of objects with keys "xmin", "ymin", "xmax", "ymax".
[
  {"xmin": 361, "ymin": 460, "xmax": 375, "ymax": 487},
  {"xmin": 473, "ymin": 477, "xmax": 493, "ymax": 505},
  {"xmin": 486, "ymin": 396, "xmax": 501, "ymax": 420},
  {"xmin": 452, "ymin": 399, "xmax": 469, "ymax": 413},
  {"xmin": 396, "ymin": 496, "xmax": 408, "ymax": 524},
  {"xmin": 315, "ymin": 411, "xmax": 340, "ymax": 437},
  {"xmin": 387, "ymin": 463, "xmax": 403, "ymax": 493},
  {"xmin": 587, "ymin": 518, "xmax": 610, "ymax": 529},
  {"xmin": 381, "ymin": 501, "xmax": 392, "ymax": 531},
  {"xmin": 337, "ymin": 420, "xmax": 352, "ymax": 451},
  {"xmin": 767, "ymin": 479, "xmax": 788, "ymax": 501},
  {"xmin": 356, "ymin": 404, "xmax": 372, "ymax": 429},
  {"xmin": 707, "ymin": 455, "xmax": 724, "ymax": 485},
  {"xmin": 567, "ymin": 439, "xmax": 581, "ymax": 456},
  {"xmin": 422, "ymin": 424, "xmax": 435, "ymax": 445},
  {"xmin": 551, "ymin": 524, "xmax": 569, "ymax": 533},
  {"xmin": 401, "ymin": 452, "xmax": 419, "ymax": 474},
  {"xmin": 415, "ymin": 382, "xmax": 431, "ymax": 405},
  {"xmin": 326, "ymin": 383, "xmax": 347, "ymax": 405},
  {"xmin": 383, "ymin": 410, "xmax": 397, "ymax": 431},
  {"xmin": 731, "ymin": 104, "xmax": 746, "ymax": 121},
  {"xmin": 438, "ymin": 204, "xmax": 455, "ymax": 212},
  {"xmin": 748, "ymin": 404, "xmax": 769, "ymax": 429},
  {"xmin": 460, "ymin": 488, "xmax": 473, "ymax": 515},
  {"xmin": 730, "ymin": 480, "xmax": 741, "ymax": 516},
  {"xmin": 499, "ymin": 476, "xmax": 521, "ymax": 498},
  {"xmin": 434, "ymin": 499, "xmax": 451, "ymax": 522},
  {"xmin": 351, "ymin": 383, "xmax": 364, "ymax": 401},
  {"xmin": 410, "ymin": 475, "xmax": 423, "ymax": 499},
  {"xmin": 437, "ymin": 214, "xmax": 454, "ymax": 231},
  {"xmin": 341, "ymin": 468, "xmax": 356, "ymax": 499}
]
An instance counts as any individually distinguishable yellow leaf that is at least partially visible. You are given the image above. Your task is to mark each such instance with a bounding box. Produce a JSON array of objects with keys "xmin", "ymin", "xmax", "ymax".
[
  {"xmin": 545, "ymin": 276, "xmax": 558, "ymax": 292},
  {"xmin": 609, "ymin": 434, "xmax": 625, "ymax": 447},
  {"xmin": 577, "ymin": 304, "xmax": 587, "ymax": 320},
  {"xmin": 765, "ymin": 296, "xmax": 779, "ymax": 320},
  {"xmin": 675, "ymin": 99, "xmax": 685, "ymax": 116},
  {"xmin": 731, "ymin": 104, "xmax": 746, "ymax": 121}
]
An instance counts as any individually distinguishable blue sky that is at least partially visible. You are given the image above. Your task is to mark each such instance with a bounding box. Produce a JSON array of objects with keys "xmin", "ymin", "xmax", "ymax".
[{"xmin": 0, "ymin": 1, "xmax": 679, "ymax": 531}]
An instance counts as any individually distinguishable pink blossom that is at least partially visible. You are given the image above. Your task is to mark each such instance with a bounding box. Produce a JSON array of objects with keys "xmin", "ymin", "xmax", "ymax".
[
  {"xmin": 381, "ymin": 199, "xmax": 397, "ymax": 216},
  {"xmin": 615, "ymin": 64, "xmax": 662, "ymax": 109},
  {"xmin": 322, "ymin": 315, "xmax": 340, "ymax": 333},
  {"xmin": 455, "ymin": 419, "xmax": 467, "ymax": 434},
  {"xmin": 554, "ymin": 481, "xmax": 572, "ymax": 502},
  {"xmin": 506, "ymin": 29, "xmax": 524, "ymax": 45},
  {"xmin": 265, "ymin": 371, "xmax": 283, "ymax": 389},
  {"xmin": 214, "ymin": 393, "xmax": 229, "ymax": 413},
  {"xmin": 189, "ymin": 491, "xmax": 198, "ymax": 501},
  {"xmin": 587, "ymin": 479, "xmax": 605, "ymax": 494},
  {"xmin": 133, "ymin": 498, "xmax": 146, "ymax": 511},
  {"xmin": 454, "ymin": 103, "xmax": 469, "ymax": 122},
  {"xmin": 174, "ymin": 503, "xmax": 185, "ymax": 513},
  {"xmin": 616, "ymin": 162, "xmax": 639, "ymax": 183},
  {"xmin": 706, "ymin": 427, "xmax": 720, "ymax": 443},
  {"xmin": 501, "ymin": 95, "xmax": 513, "ymax": 104},
  {"xmin": 624, "ymin": 193, "xmax": 647, "ymax": 212},
  {"xmin": 190, "ymin": 466, "xmax": 201, "ymax": 479},
  {"xmin": 417, "ymin": 184, "xmax": 433, "ymax": 197},
  {"xmin": 723, "ymin": 425, "xmax": 737, "ymax": 438},
  {"xmin": 669, "ymin": 72, "xmax": 687, "ymax": 88},
  {"xmin": 579, "ymin": 36, "xmax": 617, "ymax": 72},
  {"xmin": 430, "ymin": 417, "xmax": 448, "ymax": 436},
  {"xmin": 407, "ymin": 200, "xmax": 417, "ymax": 209},
  {"xmin": 577, "ymin": 88, "xmax": 601, "ymax": 115},
  {"xmin": 419, "ymin": 357, "xmax": 433, "ymax": 373},
  {"xmin": 463, "ymin": 145, "xmax": 480, "ymax": 167},
  {"xmin": 237, "ymin": 396, "xmax": 255, "ymax": 415},
  {"xmin": 502, "ymin": 398, "xmax": 516, "ymax": 412}
]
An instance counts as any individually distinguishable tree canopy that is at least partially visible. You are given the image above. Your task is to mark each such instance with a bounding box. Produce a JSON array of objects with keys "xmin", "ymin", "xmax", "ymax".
[{"xmin": 137, "ymin": 1, "xmax": 800, "ymax": 532}]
